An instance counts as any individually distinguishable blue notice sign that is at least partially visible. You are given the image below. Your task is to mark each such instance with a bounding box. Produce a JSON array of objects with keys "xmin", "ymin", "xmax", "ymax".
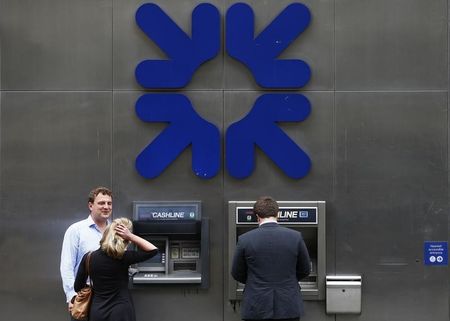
[{"xmin": 424, "ymin": 241, "xmax": 448, "ymax": 266}]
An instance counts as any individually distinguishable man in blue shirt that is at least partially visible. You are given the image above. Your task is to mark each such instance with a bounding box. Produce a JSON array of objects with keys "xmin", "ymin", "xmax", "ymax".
[{"xmin": 60, "ymin": 186, "xmax": 113, "ymax": 318}]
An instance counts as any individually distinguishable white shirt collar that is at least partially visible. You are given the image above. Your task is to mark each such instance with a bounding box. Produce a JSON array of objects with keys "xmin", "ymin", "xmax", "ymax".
[
  {"xmin": 259, "ymin": 218, "xmax": 278, "ymax": 226},
  {"xmin": 86, "ymin": 215, "xmax": 110, "ymax": 230}
]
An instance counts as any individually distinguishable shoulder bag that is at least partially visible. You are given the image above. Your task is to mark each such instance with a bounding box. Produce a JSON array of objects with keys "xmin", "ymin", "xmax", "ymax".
[{"xmin": 71, "ymin": 252, "xmax": 93, "ymax": 320}]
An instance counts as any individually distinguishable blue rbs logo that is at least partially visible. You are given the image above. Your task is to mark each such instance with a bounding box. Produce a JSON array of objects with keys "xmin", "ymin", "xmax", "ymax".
[{"xmin": 135, "ymin": 2, "xmax": 311, "ymax": 179}]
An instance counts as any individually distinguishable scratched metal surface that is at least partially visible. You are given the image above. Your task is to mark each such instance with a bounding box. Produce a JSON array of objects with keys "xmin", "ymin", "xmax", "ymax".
[
  {"xmin": 0, "ymin": 0, "xmax": 448, "ymax": 320},
  {"xmin": 335, "ymin": 92, "xmax": 448, "ymax": 321},
  {"xmin": 0, "ymin": 91, "xmax": 112, "ymax": 319}
]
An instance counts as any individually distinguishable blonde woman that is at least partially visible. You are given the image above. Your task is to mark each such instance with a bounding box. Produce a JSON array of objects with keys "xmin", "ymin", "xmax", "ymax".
[{"xmin": 74, "ymin": 218, "xmax": 157, "ymax": 321}]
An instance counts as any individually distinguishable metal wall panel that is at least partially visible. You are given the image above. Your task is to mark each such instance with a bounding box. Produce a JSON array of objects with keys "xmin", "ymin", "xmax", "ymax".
[
  {"xmin": 336, "ymin": 0, "xmax": 447, "ymax": 90},
  {"xmin": 0, "ymin": 0, "xmax": 112, "ymax": 90},
  {"xmin": 113, "ymin": 0, "xmax": 224, "ymax": 90},
  {"xmin": 0, "ymin": 0, "xmax": 449, "ymax": 320},
  {"xmin": 224, "ymin": 0, "xmax": 334, "ymax": 91},
  {"xmin": 335, "ymin": 92, "xmax": 448, "ymax": 320},
  {"xmin": 112, "ymin": 91, "xmax": 224, "ymax": 321},
  {"xmin": 0, "ymin": 92, "xmax": 112, "ymax": 321},
  {"xmin": 0, "ymin": 32, "xmax": 2, "ymax": 89}
]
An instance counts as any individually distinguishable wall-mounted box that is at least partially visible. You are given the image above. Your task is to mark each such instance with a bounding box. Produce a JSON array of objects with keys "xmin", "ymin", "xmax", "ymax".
[{"xmin": 326, "ymin": 275, "xmax": 362, "ymax": 314}]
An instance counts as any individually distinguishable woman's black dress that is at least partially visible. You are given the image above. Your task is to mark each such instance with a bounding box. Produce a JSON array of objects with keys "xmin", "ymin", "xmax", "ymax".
[{"xmin": 74, "ymin": 248, "xmax": 157, "ymax": 321}]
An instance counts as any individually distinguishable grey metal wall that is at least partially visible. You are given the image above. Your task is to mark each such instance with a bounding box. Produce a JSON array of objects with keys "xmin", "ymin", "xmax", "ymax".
[{"xmin": 0, "ymin": 1, "xmax": 447, "ymax": 321}]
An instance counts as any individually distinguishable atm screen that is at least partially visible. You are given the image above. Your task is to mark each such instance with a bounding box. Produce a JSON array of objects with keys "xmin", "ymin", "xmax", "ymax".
[
  {"xmin": 137, "ymin": 239, "xmax": 166, "ymax": 271},
  {"xmin": 146, "ymin": 250, "xmax": 162, "ymax": 264}
]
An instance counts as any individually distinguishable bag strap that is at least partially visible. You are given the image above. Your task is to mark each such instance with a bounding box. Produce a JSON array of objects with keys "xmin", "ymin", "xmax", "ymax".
[{"xmin": 85, "ymin": 252, "xmax": 93, "ymax": 287}]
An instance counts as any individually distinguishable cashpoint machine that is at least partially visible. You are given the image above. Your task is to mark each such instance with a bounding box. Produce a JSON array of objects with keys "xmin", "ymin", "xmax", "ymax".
[
  {"xmin": 130, "ymin": 201, "xmax": 209, "ymax": 288},
  {"xmin": 227, "ymin": 201, "xmax": 326, "ymax": 302}
]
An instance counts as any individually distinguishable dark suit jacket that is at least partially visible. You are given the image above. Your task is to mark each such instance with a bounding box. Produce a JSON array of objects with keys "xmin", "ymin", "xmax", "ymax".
[{"xmin": 231, "ymin": 222, "xmax": 311, "ymax": 320}]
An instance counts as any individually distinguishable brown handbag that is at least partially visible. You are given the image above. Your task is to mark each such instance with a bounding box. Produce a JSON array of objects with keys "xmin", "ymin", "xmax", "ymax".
[{"xmin": 71, "ymin": 252, "xmax": 93, "ymax": 320}]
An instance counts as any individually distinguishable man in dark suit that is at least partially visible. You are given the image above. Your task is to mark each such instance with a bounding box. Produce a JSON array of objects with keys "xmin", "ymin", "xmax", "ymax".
[{"xmin": 231, "ymin": 196, "xmax": 311, "ymax": 321}]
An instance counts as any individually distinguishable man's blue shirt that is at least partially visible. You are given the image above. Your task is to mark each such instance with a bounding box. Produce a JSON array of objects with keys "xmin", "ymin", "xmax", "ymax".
[{"xmin": 60, "ymin": 215, "xmax": 105, "ymax": 302}]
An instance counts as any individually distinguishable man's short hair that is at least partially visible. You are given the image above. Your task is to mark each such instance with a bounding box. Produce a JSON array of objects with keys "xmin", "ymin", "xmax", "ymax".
[
  {"xmin": 88, "ymin": 186, "xmax": 112, "ymax": 203},
  {"xmin": 253, "ymin": 196, "xmax": 279, "ymax": 219}
]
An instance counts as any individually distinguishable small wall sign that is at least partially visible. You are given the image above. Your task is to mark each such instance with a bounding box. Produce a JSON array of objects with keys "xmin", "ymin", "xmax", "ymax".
[{"xmin": 424, "ymin": 241, "xmax": 448, "ymax": 266}]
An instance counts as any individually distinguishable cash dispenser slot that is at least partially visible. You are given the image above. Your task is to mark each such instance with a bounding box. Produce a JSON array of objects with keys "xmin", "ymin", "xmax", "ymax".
[
  {"xmin": 173, "ymin": 262, "xmax": 197, "ymax": 271},
  {"xmin": 130, "ymin": 201, "xmax": 209, "ymax": 288},
  {"xmin": 227, "ymin": 201, "xmax": 326, "ymax": 302}
]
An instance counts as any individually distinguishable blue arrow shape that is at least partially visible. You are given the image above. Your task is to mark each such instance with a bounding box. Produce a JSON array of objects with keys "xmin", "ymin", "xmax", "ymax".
[
  {"xmin": 226, "ymin": 3, "xmax": 311, "ymax": 88},
  {"xmin": 135, "ymin": 94, "xmax": 220, "ymax": 179},
  {"xmin": 135, "ymin": 3, "xmax": 220, "ymax": 88},
  {"xmin": 226, "ymin": 94, "xmax": 311, "ymax": 179}
]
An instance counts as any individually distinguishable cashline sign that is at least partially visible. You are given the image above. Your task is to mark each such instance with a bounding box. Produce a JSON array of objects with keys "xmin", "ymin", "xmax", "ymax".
[
  {"xmin": 135, "ymin": 204, "xmax": 200, "ymax": 221},
  {"xmin": 236, "ymin": 207, "xmax": 317, "ymax": 224},
  {"xmin": 134, "ymin": 3, "xmax": 312, "ymax": 180}
]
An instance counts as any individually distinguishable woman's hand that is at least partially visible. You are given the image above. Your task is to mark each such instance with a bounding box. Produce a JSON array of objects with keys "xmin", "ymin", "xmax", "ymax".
[
  {"xmin": 114, "ymin": 223, "xmax": 133, "ymax": 241},
  {"xmin": 114, "ymin": 223, "xmax": 157, "ymax": 251}
]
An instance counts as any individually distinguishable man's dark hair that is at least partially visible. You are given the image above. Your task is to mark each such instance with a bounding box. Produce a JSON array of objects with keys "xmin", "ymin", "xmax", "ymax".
[
  {"xmin": 253, "ymin": 196, "xmax": 279, "ymax": 219},
  {"xmin": 88, "ymin": 186, "xmax": 112, "ymax": 203}
]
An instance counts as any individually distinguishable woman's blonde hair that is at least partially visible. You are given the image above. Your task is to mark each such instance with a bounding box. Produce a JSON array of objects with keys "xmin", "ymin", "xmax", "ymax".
[{"xmin": 100, "ymin": 217, "xmax": 133, "ymax": 259}]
